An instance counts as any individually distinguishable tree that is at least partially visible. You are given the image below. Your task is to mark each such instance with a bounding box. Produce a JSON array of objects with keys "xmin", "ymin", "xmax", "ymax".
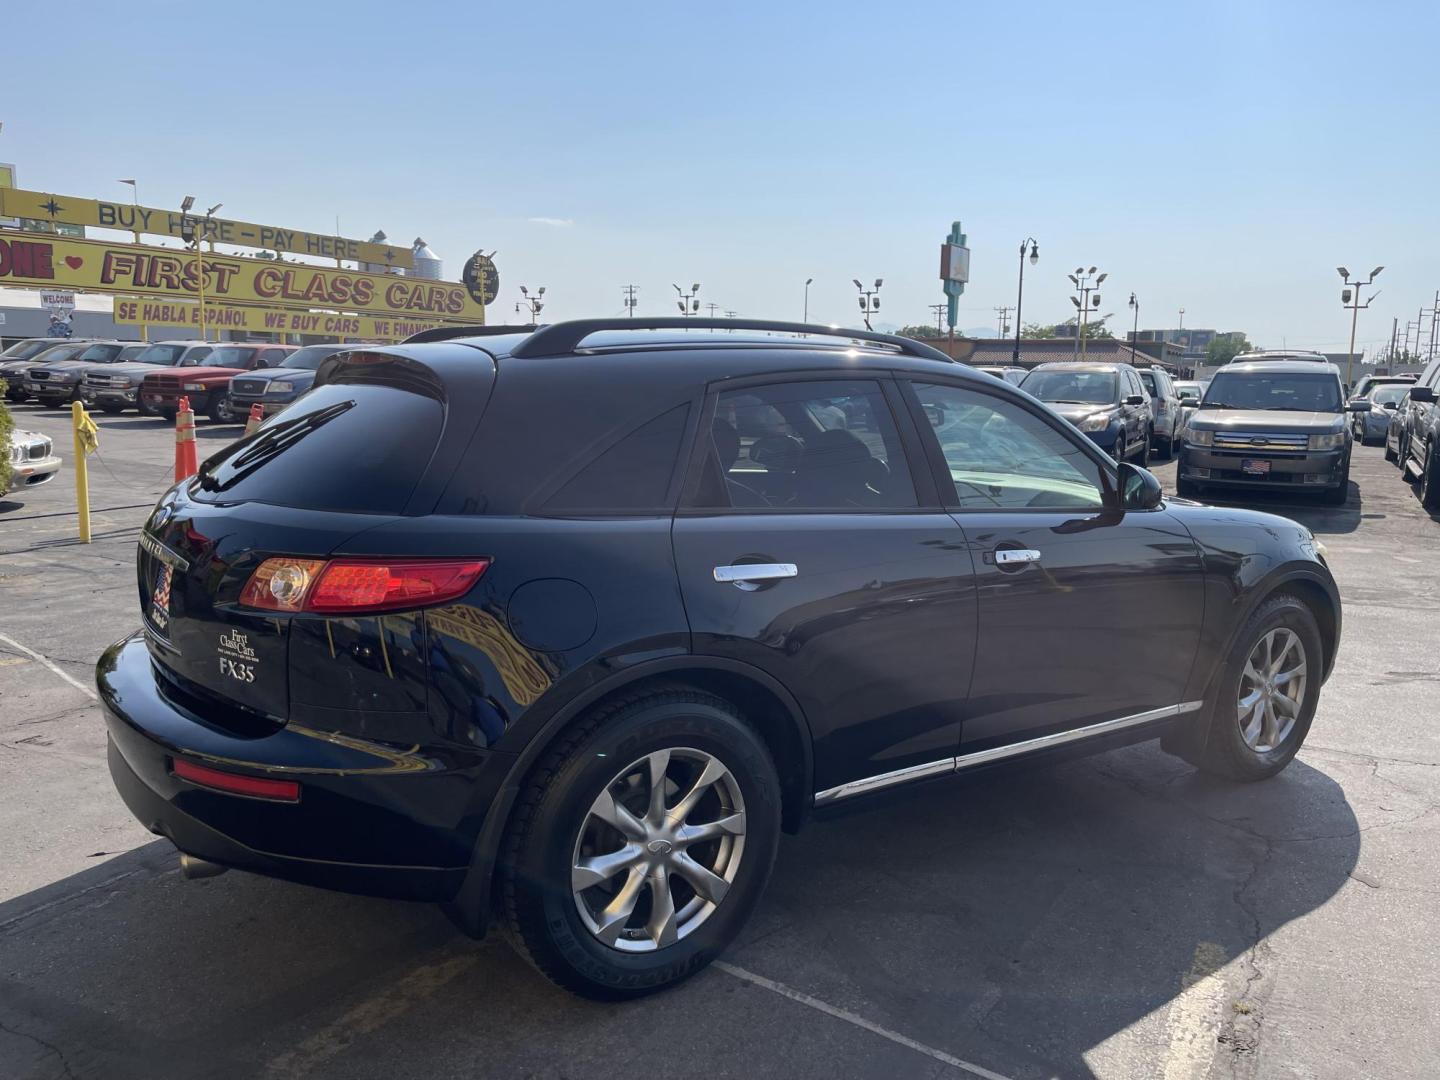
[
  {"xmin": 1021, "ymin": 315, "xmax": 1113, "ymax": 340},
  {"xmin": 896, "ymin": 324, "xmax": 944, "ymax": 340},
  {"xmin": 1206, "ymin": 334, "xmax": 1253, "ymax": 365},
  {"xmin": 0, "ymin": 381, "xmax": 12, "ymax": 497}
]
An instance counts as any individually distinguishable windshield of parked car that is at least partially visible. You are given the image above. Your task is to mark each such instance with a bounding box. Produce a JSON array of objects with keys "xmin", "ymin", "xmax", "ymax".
[
  {"xmin": 206, "ymin": 346, "xmax": 258, "ymax": 367},
  {"xmin": 280, "ymin": 346, "xmax": 346, "ymax": 371},
  {"xmin": 1175, "ymin": 382, "xmax": 1201, "ymax": 400},
  {"xmin": 75, "ymin": 343, "xmax": 128, "ymax": 363},
  {"xmin": 1201, "ymin": 371, "xmax": 1343, "ymax": 412},
  {"xmin": 1, "ymin": 339, "xmax": 57, "ymax": 361},
  {"xmin": 30, "ymin": 343, "xmax": 88, "ymax": 364},
  {"xmin": 135, "ymin": 344, "xmax": 187, "ymax": 366},
  {"xmin": 1369, "ymin": 384, "xmax": 1409, "ymax": 406},
  {"xmin": 1020, "ymin": 370, "xmax": 1117, "ymax": 405}
]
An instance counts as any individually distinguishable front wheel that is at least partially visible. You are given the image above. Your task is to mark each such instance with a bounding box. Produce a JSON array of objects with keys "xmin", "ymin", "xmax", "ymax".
[
  {"xmin": 209, "ymin": 395, "xmax": 236, "ymax": 423},
  {"xmin": 500, "ymin": 688, "xmax": 781, "ymax": 999},
  {"xmin": 1322, "ymin": 464, "xmax": 1350, "ymax": 506},
  {"xmin": 1190, "ymin": 593, "xmax": 1324, "ymax": 781},
  {"xmin": 1136, "ymin": 430, "xmax": 1151, "ymax": 467},
  {"xmin": 1384, "ymin": 439, "xmax": 1398, "ymax": 463},
  {"xmin": 1112, "ymin": 434, "xmax": 1127, "ymax": 463}
]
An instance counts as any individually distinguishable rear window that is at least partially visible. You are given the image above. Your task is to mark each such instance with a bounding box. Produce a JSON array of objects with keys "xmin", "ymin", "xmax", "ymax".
[
  {"xmin": 543, "ymin": 404, "xmax": 690, "ymax": 512},
  {"xmin": 193, "ymin": 383, "xmax": 442, "ymax": 513}
]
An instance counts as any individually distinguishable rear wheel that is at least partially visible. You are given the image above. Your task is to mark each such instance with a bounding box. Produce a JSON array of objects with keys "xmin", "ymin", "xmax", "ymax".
[
  {"xmin": 1384, "ymin": 438, "xmax": 1398, "ymax": 463},
  {"xmin": 209, "ymin": 396, "xmax": 236, "ymax": 423},
  {"xmin": 1421, "ymin": 443, "xmax": 1440, "ymax": 511},
  {"xmin": 1189, "ymin": 594, "xmax": 1323, "ymax": 781},
  {"xmin": 501, "ymin": 688, "xmax": 781, "ymax": 999}
]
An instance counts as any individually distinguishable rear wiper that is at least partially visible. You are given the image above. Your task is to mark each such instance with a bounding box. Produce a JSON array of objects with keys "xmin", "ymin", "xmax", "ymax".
[{"xmin": 200, "ymin": 401, "xmax": 352, "ymax": 491}]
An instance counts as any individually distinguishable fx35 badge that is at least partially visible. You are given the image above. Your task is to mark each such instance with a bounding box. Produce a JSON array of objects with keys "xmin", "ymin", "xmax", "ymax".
[{"xmin": 218, "ymin": 629, "xmax": 259, "ymax": 683}]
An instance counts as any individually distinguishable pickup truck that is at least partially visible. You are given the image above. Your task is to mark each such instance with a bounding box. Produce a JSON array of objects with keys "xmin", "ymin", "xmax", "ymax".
[{"xmin": 138, "ymin": 343, "xmax": 299, "ymax": 422}]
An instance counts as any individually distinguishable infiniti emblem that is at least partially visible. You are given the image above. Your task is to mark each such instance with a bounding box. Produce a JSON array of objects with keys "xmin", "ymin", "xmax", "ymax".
[{"xmin": 647, "ymin": 839, "xmax": 674, "ymax": 855}]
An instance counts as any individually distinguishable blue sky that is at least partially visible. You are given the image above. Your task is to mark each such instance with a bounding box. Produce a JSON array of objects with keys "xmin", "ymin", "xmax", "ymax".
[{"xmin": 3, "ymin": 0, "xmax": 1437, "ymax": 352}]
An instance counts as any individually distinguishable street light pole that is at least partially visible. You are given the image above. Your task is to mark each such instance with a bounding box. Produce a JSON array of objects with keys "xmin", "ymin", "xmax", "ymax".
[
  {"xmin": 804, "ymin": 278, "xmax": 813, "ymax": 323},
  {"xmin": 1337, "ymin": 265, "xmax": 1384, "ymax": 389},
  {"xmin": 1012, "ymin": 238, "xmax": 1038, "ymax": 365},
  {"xmin": 673, "ymin": 283, "xmax": 701, "ymax": 318},
  {"xmin": 518, "ymin": 285, "xmax": 546, "ymax": 324},
  {"xmin": 1128, "ymin": 292, "xmax": 1140, "ymax": 362},
  {"xmin": 1068, "ymin": 267, "xmax": 1105, "ymax": 362},
  {"xmin": 853, "ymin": 278, "xmax": 882, "ymax": 330}
]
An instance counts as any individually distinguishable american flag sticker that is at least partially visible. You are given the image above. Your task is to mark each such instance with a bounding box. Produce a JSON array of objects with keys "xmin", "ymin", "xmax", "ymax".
[{"xmin": 152, "ymin": 564, "xmax": 173, "ymax": 631}]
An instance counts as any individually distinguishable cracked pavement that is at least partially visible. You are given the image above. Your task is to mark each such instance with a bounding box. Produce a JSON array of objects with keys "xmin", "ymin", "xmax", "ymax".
[{"xmin": 1, "ymin": 405, "xmax": 1437, "ymax": 1078}]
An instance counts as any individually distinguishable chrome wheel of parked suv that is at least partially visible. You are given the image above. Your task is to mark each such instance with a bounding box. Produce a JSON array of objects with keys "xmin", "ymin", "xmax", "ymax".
[
  {"xmin": 502, "ymin": 688, "xmax": 780, "ymax": 998},
  {"xmin": 1189, "ymin": 594, "xmax": 1322, "ymax": 781}
]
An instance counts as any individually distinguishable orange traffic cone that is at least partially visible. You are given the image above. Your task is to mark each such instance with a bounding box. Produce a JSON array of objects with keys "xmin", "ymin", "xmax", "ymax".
[
  {"xmin": 244, "ymin": 403, "xmax": 264, "ymax": 437},
  {"xmin": 174, "ymin": 395, "xmax": 198, "ymax": 482}
]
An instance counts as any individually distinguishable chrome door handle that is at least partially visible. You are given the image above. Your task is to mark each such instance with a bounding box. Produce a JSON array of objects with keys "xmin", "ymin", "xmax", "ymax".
[
  {"xmin": 713, "ymin": 563, "xmax": 798, "ymax": 590},
  {"xmin": 993, "ymin": 548, "xmax": 1042, "ymax": 566}
]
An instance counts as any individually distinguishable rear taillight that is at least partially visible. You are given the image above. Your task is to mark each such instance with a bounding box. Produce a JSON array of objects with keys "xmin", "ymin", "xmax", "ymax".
[
  {"xmin": 171, "ymin": 757, "xmax": 301, "ymax": 802},
  {"xmin": 239, "ymin": 556, "xmax": 489, "ymax": 614}
]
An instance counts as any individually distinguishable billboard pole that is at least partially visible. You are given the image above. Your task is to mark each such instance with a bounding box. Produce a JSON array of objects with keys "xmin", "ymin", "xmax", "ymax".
[{"xmin": 941, "ymin": 221, "xmax": 969, "ymax": 356}]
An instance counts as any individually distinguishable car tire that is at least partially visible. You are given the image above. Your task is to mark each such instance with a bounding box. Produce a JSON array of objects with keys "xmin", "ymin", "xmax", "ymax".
[
  {"xmin": 1322, "ymin": 465, "xmax": 1350, "ymax": 506},
  {"xmin": 1176, "ymin": 475, "xmax": 1200, "ymax": 499},
  {"xmin": 138, "ymin": 399, "xmax": 159, "ymax": 418},
  {"xmin": 1421, "ymin": 443, "xmax": 1440, "ymax": 512},
  {"xmin": 1113, "ymin": 434, "xmax": 1126, "ymax": 463},
  {"xmin": 209, "ymin": 396, "xmax": 236, "ymax": 424},
  {"xmin": 1384, "ymin": 439, "xmax": 1398, "ymax": 463},
  {"xmin": 1137, "ymin": 430, "xmax": 1151, "ymax": 467},
  {"xmin": 1189, "ymin": 593, "xmax": 1324, "ymax": 782},
  {"xmin": 500, "ymin": 687, "xmax": 781, "ymax": 1000}
]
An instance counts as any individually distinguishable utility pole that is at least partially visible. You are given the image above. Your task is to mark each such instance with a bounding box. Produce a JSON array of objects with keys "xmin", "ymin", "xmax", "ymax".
[
  {"xmin": 930, "ymin": 304, "xmax": 947, "ymax": 333},
  {"xmin": 705, "ymin": 302, "xmax": 720, "ymax": 319},
  {"xmin": 1389, "ymin": 316, "xmax": 1399, "ymax": 366},
  {"xmin": 994, "ymin": 305, "xmax": 1013, "ymax": 339},
  {"xmin": 1337, "ymin": 266, "xmax": 1383, "ymax": 389},
  {"xmin": 1429, "ymin": 291, "xmax": 1440, "ymax": 361},
  {"xmin": 622, "ymin": 284, "xmax": 639, "ymax": 317}
]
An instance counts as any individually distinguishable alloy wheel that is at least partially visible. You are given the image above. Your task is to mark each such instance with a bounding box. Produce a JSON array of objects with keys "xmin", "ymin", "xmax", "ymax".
[
  {"xmin": 571, "ymin": 747, "xmax": 746, "ymax": 953},
  {"xmin": 1237, "ymin": 628, "xmax": 1307, "ymax": 752}
]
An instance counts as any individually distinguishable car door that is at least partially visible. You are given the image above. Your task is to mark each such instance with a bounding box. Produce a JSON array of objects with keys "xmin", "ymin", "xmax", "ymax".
[
  {"xmin": 902, "ymin": 377, "xmax": 1205, "ymax": 758},
  {"xmin": 1124, "ymin": 368, "xmax": 1148, "ymax": 443},
  {"xmin": 1406, "ymin": 360, "xmax": 1440, "ymax": 469},
  {"xmin": 671, "ymin": 374, "xmax": 978, "ymax": 799}
]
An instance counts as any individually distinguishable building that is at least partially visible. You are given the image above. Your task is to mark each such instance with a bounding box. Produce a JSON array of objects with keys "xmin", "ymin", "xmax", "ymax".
[
  {"xmin": 1135, "ymin": 328, "xmax": 1247, "ymax": 366},
  {"xmin": 929, "ymin": 336, "xmax": 1188, "ymax": 373},
  {"xmin": 0, "ymin": 286, "xmax": 138, "ymax": 348}
]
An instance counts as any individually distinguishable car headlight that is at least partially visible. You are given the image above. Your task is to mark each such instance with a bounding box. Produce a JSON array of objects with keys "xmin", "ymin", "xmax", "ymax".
[
  {"xmin": 268, "ymin": 381, "xmax": 294, "ymax": 393},
  {"xmin": 1186, "ymin": 427, "xmax": 1214, "ymax": 446},
  {"xmin": 1077, "ymin": 411, "xmax": 1113, "ymax": 432},
  {"xmin": 1308, "ymin": 430, "xmax": 1346, "ymax": 450},
  {"xmin": 182, "ymin": 382, "xmax": 206, "ymax": 392}
]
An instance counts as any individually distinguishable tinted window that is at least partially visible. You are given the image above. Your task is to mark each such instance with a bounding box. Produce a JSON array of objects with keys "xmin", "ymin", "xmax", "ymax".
[
  {"xmin": 699, "ymin": 380, "xmax": 914, "ymax": 510},
  {"xmin": 1021, "ymin": 369, "xmax": 1117, "ymax": 405},
  {"xmin": 116, "ymin": 345, "xmax": 148, "ymax": 362},
  {"xmin": 193, "ymin": 383, "xmax": 442, "ymax": 513},
  {"xmin": 76, "ymin": 343, "xmax": 126, "ymax": 363},
  {"xmin": 913, "ymin": 382, "xmax": 1106, "ymax": 510},
  {"xmin": 259, "ymin": 349, "xmax": 290, "ymax": 367},
  {"xmin": 181, "ymin": 347, "xmax": 212, "ymax": 366},
  {"xmin": 1370, "ymin": 385, "xmax": 1409, "ymax": 405},
  {"xmin": 282, "ymin": 346, "xmax": 347, "ymax": 371},
  {"xmin": 1203, "ymin": 371, "xmax": 1342, "ymax": 412},
  {"xmin": 544, "ymin": 404, "xmax": 690, "ymax": 512},
  {"xmin": 1138, "ymin": 371, "xmax": 1157, "ymax": 395},
  {"xmin": 2, "ymin": 339, "xmax": 56, "ymax": 360}
]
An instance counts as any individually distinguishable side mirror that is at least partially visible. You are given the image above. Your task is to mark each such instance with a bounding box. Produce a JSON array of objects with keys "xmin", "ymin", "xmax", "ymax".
[
  {"xmin": 1384, "ymin": 400, "xmax": 1399, "ymax": 410},
  {"xmin": 1118, "ymin": 462, "xmax": 1163, "ymax": 510},
  {"xmin": 1410, "ymin": 385, "xmax": 1437, "ymax": 403},
  {"xmin": 1125, "ymin": 394, "xmax": 1146, "ymax": 406},
  {"xmin": 922, "ymin": 404, "xmax": 946, "ymax": 428},
  {"xmin": 1346, "ymin": 399, "xmax": 1372, "ymax": 413}
]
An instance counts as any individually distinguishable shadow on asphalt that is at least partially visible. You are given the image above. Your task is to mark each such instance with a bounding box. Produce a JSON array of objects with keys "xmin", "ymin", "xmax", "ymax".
[
  {"xmin": 1176, "ymin": 482, "xmax": 1363, "ymax": 535},
  {"xmin": 0, "ymin": 742, "xmax": 1359, "ymax": 1080}
]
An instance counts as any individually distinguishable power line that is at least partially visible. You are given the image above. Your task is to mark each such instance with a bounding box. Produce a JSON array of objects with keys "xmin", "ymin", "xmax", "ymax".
[{"xmin": 621, "ymin": 284, "xmax": 639, "ymax": 317}]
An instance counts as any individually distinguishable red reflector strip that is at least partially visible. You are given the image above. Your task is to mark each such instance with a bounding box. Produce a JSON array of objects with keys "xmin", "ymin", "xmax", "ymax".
[{"xmin": 171, "ymin": 757, "xmax": 301, "ymax": 802}]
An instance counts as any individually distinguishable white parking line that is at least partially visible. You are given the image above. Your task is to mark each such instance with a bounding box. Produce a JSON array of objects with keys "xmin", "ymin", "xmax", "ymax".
[
  {"xmin": 0, "ymin": 632, "xmax": 98, "ymax": 702},
  {"xmin": 714, "ymin": 960, "xmax": 1015, "ymax": 1080},
  {"xmin": 1161, "ymin": 941, "xmax": 1229, "ymax": 1080}
]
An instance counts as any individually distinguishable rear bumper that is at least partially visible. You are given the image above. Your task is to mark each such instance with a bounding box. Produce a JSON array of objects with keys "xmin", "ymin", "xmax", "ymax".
[
  {"xmin": 99, "ymin": 632, "xmax": 510, "ymax": 902},
  {"xmin": 1179, "ymin": 445, "xmax": 1346, "ymax": 489}
]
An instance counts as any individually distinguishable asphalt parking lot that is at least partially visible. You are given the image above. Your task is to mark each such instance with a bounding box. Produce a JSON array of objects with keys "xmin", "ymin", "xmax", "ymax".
[{"xmin": 2, "ymin": 404, "xmax": 1438, "ymax": 1080}]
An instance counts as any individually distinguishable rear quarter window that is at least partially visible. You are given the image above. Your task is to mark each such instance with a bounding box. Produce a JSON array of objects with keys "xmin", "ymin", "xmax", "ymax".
[
  {"xmin": 193, "ymin": 382, "xmax": 442, "ymax": 513},
  {"xmin": 542, "ymin": 404, "xmax": 691, "ymax": 513}
]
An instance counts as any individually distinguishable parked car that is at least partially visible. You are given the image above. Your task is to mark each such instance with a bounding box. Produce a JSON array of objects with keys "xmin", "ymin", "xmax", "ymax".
[
  {"xmin": 226, "ymin": 343, "xmax": 353, "ymax": 420},
  {"xmin": 1230, "ymin": 350, "xmax": 1329, "ymax": 365},
  {"xmin": 1384, "ymin": 388, "xmax": 1412, "ymax": 465},
  {"xmin": 975, "ymin": 365, "xmax": 1028, "ymax": 386},
  {"xmin": 1178, "ymin": 359, "xmax": 1366, "ymax": 505},
  {"xmin": 1136, "ymin": 367, "xmax": 1181, "ymax": 456},
  {"xmin": 23, "ymin": 341, "xmax": 146, "ymax": 407},
  {"xmin": 1019, "ymin": 361, "xmax": 1152, "ymax": 464},
  {"xmin": 83, "ymin": 341, "xmax": 218, "ymax": 416},
  {"xmin": 139, "ymin": 343, "xmax": 299, "ymax": 422},
  {"xmin": 1351, "ymin": 383, "xmax": 1409, "ymax": 445},
  {"xmin": 3, "ymin": 427, "xmax": 62, "ymax": 498},
  {"xmin": 1, "ymin": 340, "xmax": 98, "ymax": 403},
  {"xmin": 1351, "ymin": 373, "xmax": 1416, "ymax": 401},
  {"xmin": 1396, "ymin": 356, "xmax": 1440, "ymax": 509},
  {"xmin": 99, "ymin": 318, "xmax": 1342, "ymax": 1000}
]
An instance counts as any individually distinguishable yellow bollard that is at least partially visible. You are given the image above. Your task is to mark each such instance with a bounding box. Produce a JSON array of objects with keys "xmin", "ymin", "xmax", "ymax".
[{"xmin": 71, "ymin": 400, "xmax": 92, "ymax": 544}]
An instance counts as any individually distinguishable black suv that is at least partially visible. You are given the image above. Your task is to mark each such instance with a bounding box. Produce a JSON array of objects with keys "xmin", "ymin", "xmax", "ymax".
[
  {"xmin": 1396, "ymin": 355, "xmax": 1440, "ymax": 509},
  {"xmin": 1019, "ymin": 361, "xmax": 1153, "ymax": 465},
  {"xmin": 99, "ymin": 319, "xmax": 1341, "ymax": 999}
]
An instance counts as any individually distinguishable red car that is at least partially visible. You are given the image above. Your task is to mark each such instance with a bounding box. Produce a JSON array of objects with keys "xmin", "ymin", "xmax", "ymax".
[{"xmin": 139, "ymin": 343, "xmax": 300, "ymax": 422}]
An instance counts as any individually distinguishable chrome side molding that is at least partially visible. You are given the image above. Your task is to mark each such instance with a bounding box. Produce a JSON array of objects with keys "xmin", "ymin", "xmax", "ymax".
[{"xmin": 813, "ymin": 701, "xmax": 1204, "ymax": 805}]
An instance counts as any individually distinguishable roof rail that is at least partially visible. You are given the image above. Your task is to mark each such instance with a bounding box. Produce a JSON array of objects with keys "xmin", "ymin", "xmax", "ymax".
[
  {"xmin": 506, "ymin": 317, "xmax": 955, "ymax": 363},
  {"xmin": 402, "ymin": 324, "xmax": 538, "ymax": 344}
]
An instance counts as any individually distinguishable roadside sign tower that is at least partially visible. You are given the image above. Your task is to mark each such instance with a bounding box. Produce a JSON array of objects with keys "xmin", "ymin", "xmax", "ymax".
[{"xmin": 940, "ymin": 221, "xmax": 970, "ymax": 348}]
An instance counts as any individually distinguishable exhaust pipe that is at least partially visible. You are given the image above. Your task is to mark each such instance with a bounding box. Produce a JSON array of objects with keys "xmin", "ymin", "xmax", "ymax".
[{"xmin": 179, "ymin": 853, "xmax": 229, "ymax": 880}]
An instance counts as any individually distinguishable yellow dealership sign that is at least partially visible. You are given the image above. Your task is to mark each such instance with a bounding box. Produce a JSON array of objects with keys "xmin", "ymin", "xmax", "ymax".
[
  {"xmin": 0, "ymin": 232, "xmax": 485, "ymax": 323},
  {"xmin": 112, "ymin": 298, "xmax": 445, "ymax": 342},
  {"xmin": 0, "ymin": 187, "xmax": 412, "ymax": 268}
]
